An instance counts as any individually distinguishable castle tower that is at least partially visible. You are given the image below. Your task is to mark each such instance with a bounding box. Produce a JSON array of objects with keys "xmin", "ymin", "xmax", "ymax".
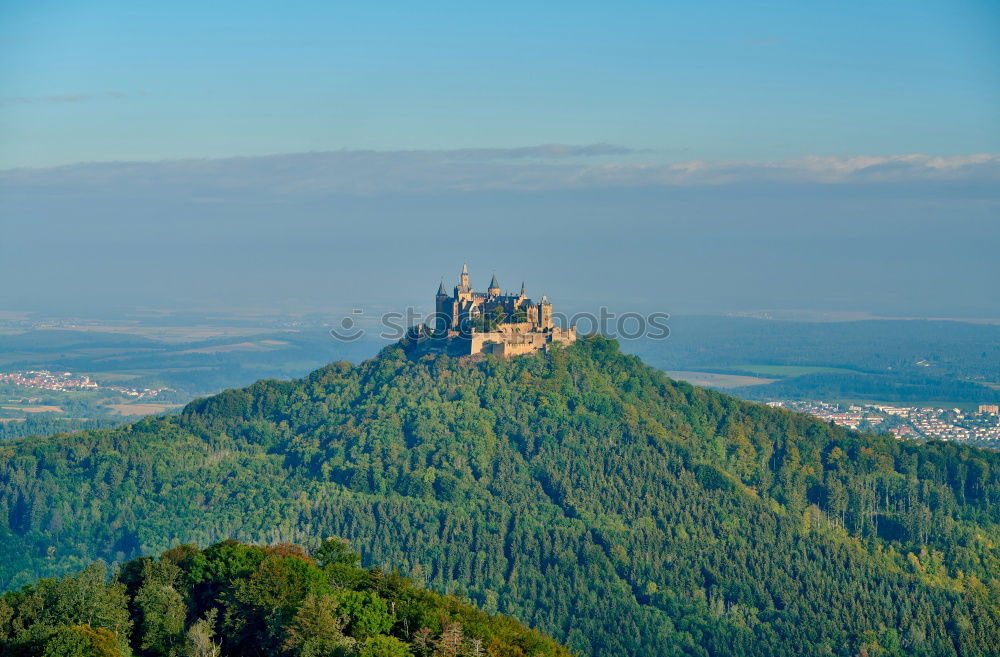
[
  {"xmin": 434, "ymin": 280, "xmax": 450, "ymax": 332},
  {"xmin": 527, "ymin": 303, "xmax": 540, "ymax": 328},
  {"xmin": 520, "ymin": 282, "xmax": 526, "ymax": 299},
  {"xmin": 488, "ymin": 272, "xmax": 501, "ymax": 297},
  {"xmin": 459, "ymin": 263, "xmax": 470, "ymax": 292},
  {"xmin": 540, "ymin": 295, "xmax": 553, "ymax": 330}
]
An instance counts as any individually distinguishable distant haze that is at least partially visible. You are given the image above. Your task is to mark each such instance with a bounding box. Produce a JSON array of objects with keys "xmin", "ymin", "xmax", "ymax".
[{"xmin": 2, "ymin": 146, "xmax": 998, "ymax": 319}]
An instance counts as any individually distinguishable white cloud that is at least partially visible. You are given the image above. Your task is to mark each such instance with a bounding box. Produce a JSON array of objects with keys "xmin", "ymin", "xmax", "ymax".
[{"xmin": 1, "ymin": 147, "xmax": 997, "ymax": 198}]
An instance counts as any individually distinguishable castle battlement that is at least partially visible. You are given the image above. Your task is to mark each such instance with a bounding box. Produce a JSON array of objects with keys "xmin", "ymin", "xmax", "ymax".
[{"xmin": 424, "ymin": 264, "xmax": 575, "ymax": 357}]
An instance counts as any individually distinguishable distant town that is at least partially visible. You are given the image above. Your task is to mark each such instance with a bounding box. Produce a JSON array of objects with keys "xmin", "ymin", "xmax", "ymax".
[
  {"xmin": 767, "ymin": 400, "xmax": 1000, "ymax": 446},
  {"xmin": 0, "ymin": 370, "xmax": 172, "ymax": 400}
]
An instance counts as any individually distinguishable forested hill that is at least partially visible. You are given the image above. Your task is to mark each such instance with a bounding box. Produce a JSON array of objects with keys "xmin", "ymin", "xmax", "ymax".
[
  {"xmin": 0, "ymin": 538, "xmax": 571, "ymax": 657},
  {"xmin": 2, "ymin": 336, "xmax": 999, "ymax": 656}
]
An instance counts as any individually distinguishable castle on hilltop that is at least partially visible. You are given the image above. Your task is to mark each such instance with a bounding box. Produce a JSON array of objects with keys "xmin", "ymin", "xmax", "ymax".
[{"xmin": 415, "ymin": 264, "xmax": 576, "ymax": 357}]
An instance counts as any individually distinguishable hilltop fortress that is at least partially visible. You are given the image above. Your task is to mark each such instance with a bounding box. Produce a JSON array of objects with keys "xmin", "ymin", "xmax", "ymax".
[{"xmin": 411, "ymin": 264, "xmax": 575, "ymax": 357}]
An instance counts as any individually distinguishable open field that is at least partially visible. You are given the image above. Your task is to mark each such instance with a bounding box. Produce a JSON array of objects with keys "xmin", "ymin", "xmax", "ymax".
[
  {"xmin": 665, "ymin": 371, "xmax": 778, "ymax": 388},
  {"xmin": 177, "ymin": 339, "xmax": 289, "ymax": 354},
  {"xmin": 732, "ymin": 364, "xmax": 862, "ymax": 377},
  {"xmin": 107, "ymin": 403, "xmax": 183, "ymax": 416},
  {"xmin": 36, "ymin": 325, "xmax": 284, "ymax": 343},
  {"xmin": 2, "ymin": 405, "xmax": 63, "ymax": 413},
  {"xmin": 88, "ymin": 372, "xmax": 143, "ymax": 382}
]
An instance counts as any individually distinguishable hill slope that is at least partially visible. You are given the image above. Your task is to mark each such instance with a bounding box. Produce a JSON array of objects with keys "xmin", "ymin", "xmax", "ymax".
[
  {"xmin": 0, "ymin": 538, "xmax": 571, "ymax": 657},
  {"xmin": 1, "ymin": 337, "xmax": 999, "ymax": 656}
]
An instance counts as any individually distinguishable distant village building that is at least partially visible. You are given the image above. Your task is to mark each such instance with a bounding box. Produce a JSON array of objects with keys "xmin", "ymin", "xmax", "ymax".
[
  {"xmin": 414, "ymin": 264, "xmax": 575, "ymax": 357},
  {"xmin": 979, "ymin": 404, "xmax": 999, "ymax": 415}
]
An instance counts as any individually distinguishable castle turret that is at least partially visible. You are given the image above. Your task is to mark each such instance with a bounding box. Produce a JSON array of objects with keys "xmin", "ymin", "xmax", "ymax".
[
  {"xmin": 488, "ymin": 272, "xmax": 501, "ymax": 296},
  {"xmin": 435, "ymin": 279, "xmax": 453, "ymax": 331}
]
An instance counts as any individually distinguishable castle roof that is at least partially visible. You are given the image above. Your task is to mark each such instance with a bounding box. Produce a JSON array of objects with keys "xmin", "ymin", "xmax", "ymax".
[
  {"xmin": 437, "ymin": 280, "xmax": 448, "ymax": 296},
  {"xmin": 488, "ymin": 273, "xmax": 500, "ymax": 289}
]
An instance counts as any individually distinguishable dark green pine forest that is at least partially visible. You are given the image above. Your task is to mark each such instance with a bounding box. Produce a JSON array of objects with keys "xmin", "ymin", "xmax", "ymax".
[
  {"xmin": 1, "ymin": 337, "xmax": 998, "ymax": 656},
  {"xmin": 1, "ymin": 537, "xmax": 571, "ymax": 657}
]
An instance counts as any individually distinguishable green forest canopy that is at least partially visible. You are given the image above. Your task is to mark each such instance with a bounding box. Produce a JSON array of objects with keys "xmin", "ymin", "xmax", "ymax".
[
  {"xmin": 1, "ymin": 337, "xmax": 998, "ymax": 656},
  {"xmin": 0, "ymin": 537, "xmax": 570, "ymax": 657}
]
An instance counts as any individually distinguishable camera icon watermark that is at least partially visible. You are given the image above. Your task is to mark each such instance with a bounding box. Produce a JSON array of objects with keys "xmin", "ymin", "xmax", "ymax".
[{"xmin": 328, "ymin": 308, "xmax": 366, "ymax": 342}]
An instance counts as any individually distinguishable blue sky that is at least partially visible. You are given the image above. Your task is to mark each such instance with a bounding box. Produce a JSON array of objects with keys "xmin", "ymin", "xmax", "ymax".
[
  {"xmin": 1, "ymin": 1, "xmax": 998, "ymax": 318},
  {"xmin": 2, "ymin": 0, "xmax": 998, "ymax": 168}
]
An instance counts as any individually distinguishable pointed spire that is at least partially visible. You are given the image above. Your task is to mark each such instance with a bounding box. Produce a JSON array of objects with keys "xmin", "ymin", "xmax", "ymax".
[
  {"xmin": 520, "ymin": 281, "xmax": 526, "ymax": 296},
  {"xmin": 488, "ymin": 272, "xmax": 500, "ymax": 292},
  {"xmin": 437, "ymin": 279, "xmax": 448, "ymax": 296},
  {"xmin": 459, "ymin": 263, "xmax": 470, "ymax": 292}
]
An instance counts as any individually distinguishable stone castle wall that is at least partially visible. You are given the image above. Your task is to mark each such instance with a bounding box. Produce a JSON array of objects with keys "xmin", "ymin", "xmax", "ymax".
[{"xmin": 469, "ymin": 326, "xmax": 576, "ymax": 357}]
